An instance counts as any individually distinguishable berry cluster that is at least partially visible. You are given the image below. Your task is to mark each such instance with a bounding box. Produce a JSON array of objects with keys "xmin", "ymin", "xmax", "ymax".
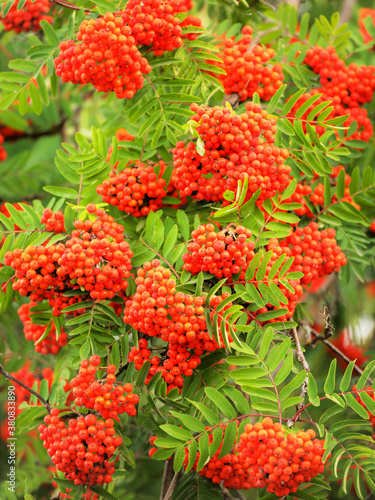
[
  {"xmin": 213, "ymin": 26, "xmax": 284, "ymax": 102},
  {"xmin": 235, "ymin": 418, "xmax": 326, "ymax": 496},
  {"xmin": 119, "ymin": 0, "xmax": 183, "ymax": 56},
  {"xmin": 173, "ymin": 103, "xmax": 291, "ymax": 205},
  {"xmin": 124, "ymin": 259, "xmax": 235, "ymax": 391},
  {"xmin": 182, "ymin": 223, "xmax": 254, "ymax": 279},
  {"xmin": 41, "ymin": 208, "xmax": 66, "ymax": 233},
  {"xmin": 4, "ymin": 243, "xmax": 66, "ymax": 301},
  {"xmin": 70, "ymin": 355, "xmax": 139, "ymax": 420},
  {"xmin": 288, "ymin": 46, "xmax": 375, "ymax": 142},
  {"xmin": 57, "ymin": 205, "xmax": 133, "ymax": 300},
  {"xmin": 96, "ymin": 162, "xmax": 168, "ymax": 217},
  {"xmin": 18, "ymin": 302, "xmax": 68, "ymax": 355},
  {"xmin": 54, "ymin": 13, "xmax": 152, "ymax": 99},
  {"xmin": 39, "ymin": 409, "xmax": 122, "ymax": 486},
  {"xmin": 277, "ymin": 222, "xmax": 347, "ymax": 286},
  {"xmin": 0, "ymin": 0, "xmax": 52, "ymax": 33}
]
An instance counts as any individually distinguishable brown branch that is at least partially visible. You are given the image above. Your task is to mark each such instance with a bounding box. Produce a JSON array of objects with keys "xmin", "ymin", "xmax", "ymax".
[
  {"xmin": 160, "ymin": 460, "xmax": 175, "ymax": 500},
  {"xmin": 0, "ymin": 363, "xmax": 52, "ymax": 413},
  {"xmin": 340, "ymin": 0, "xmax": 357, "ymax": 25},
  {"xmin": 50, "ymin": 0, "xmax": 91, "ymax": 12},
  {"xmin": 163, "ymin": 471, "xmax": 180, "ymax": 500},
  {"xmin": 302, "ymin": 323, "xmax": 368, "ymax": 379},
  {"xmin": 288, "ymin": 327, "xmax": 310, "ymax": 427}
]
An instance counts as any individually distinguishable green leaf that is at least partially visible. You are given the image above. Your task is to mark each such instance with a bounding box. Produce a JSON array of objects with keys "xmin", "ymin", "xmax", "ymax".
[
  {"xmin": 256, "ymin": 309, "xmax": 289, "ymax": 321},
  {"xmin": 218, "ymin": 420, "xmax": 237, "ymax": 458},
  {"xmin": 343, "ymin": 393, "xmax": 370, "ymax": 420},
  {"xmin": 160, "ymin": 424, "xmax": 192, "ymax": 441},
  {"xmin": 205, "ymin": 388, "xmax": 237, "ymax": 419},
  {"xmin": 40, "ymin": 20, "xmax": 59, "ymax": 45},
  {"xmin": 307, "ymin": 372, "xmax": 320, "ymax": 406},
  {"xmin": 196, "ymin": 432, "xmax": 209, "ymax": 472},
  {"xmin": 245, "ymin": 251, "xmax": 263, "ymax": 281},
  {"xmin": 281, "ymin": 88, "xmax": 307, "ymax": 116},
  {"xmin": 274, "ymin": 350, "xmax": 293, "ymax": 385},
  {"xmin": 170, "ymin": 411, "xmax": 206, "ymax": 432},
  {"xmin": 43, "ymin": 186, "xmax": 78, "ymax": 199},
  {"xmin": 267, "ymin": 84, "xmax": 287, "ymax": 114},
  {"xmin": 176, "ymin": 210, "xmax": 190, "ymax": 240},
  {"xmin": 222, "ymin": 385, "xmax": 250, "ymax": 414},
  {"xmin": 324, "ymin": 359, "xmax": 336, "ymax": 395},
  {"xmin": 267, "ymin": 338, "xmax": 291, "ymax": 371},
  {"xmin": 174, "ymin": 447, "xmax": 186, "ymax": 473},
  {"xmin": 162, "ymin": 224, "xmax": 178, "ymax": 258},
  {"xmin": 29, "ymin": 81, "xmax": 43, "ymax": 115},
  {"xmin": 356, "ymin": 360, "xmax": 375, "ymax": 390},
  {"xmin": 279, "ymin": 370, "xmax": 307, "ymax": 400},
  {"xmin": 340, "ymin": 361, "xmax": 355, "ymax": 392}
]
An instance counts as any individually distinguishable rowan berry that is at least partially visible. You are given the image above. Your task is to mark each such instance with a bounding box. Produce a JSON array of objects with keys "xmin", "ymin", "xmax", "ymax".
[{"xmin": 0, "ymin": 0, "xmax": 52, "ymax": 33}]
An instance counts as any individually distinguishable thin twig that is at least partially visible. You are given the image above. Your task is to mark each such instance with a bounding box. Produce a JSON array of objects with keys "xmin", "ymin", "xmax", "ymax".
[
  {"xmin": 140, "ymin": 238, "xmax": 179, "ymax": 279},
  {"xmin": 51, "ymin": 0, "xmax": 91, "ymax": 12},
  {"xmin": 160, "ymin": 460, "xmax": 175, "ymax": 500},
  {"xmin": 302, "ymin": 323, "xmax": 368, "ymax": 379},
  {"xmin": 288, "ymin": 327, "xmax": 310, "ymax": 427},
  {"xmin": 0, "ymin": 363, "xmax": 52, "ymax": 413},
  {"xmin": 163, "ymin": 471, "xmax": 181, "ymax": 500}
]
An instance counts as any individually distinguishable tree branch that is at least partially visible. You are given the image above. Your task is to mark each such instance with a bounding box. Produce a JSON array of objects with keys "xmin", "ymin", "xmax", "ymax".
[
  {"xmin": 51, "ymin": 0, "xmax": 91, "ymax": 12},
  {"xmin": 0, "ymin": 363, "xmax": 52, "ymax": 413},
  {"xmin": 163, "ymin": 471, "xmax": 180, "ymax": 500},
  {"xmin": 288, "ymin": 327, "xmax": 310, "ymax": 427}
]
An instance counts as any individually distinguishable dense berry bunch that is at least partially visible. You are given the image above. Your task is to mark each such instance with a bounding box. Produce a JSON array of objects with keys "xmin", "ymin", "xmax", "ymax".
[
  {"xmin": 305, "ymin": 46, "xmax": 375, "ymax": 106},
  {"xmin": 119, "ymin": 0, "xmax": 183, "ymax": 56},
  {"xmin": 54, "ymin": 13, "xmax": 152, "ymax": 99},
  {"xmin": 96, "ymin": 162, "xmax": 167, "ymax": 217},
  {"xmin": 0, "ymin": 0, "xmax": 52, "ymax": 33},
  {"xmin": 173, "ymin": 102, "xmax": 291, "ymax": 205},
  {"xmin": 129, "ymin": 338, "xmax": 200, "ymax": 391},
  {"xmin": 18, "ymin": 302, "xmax": 68, "ymax": 355},
  {"xmin": 70, "ymin": 355, "xmax": 138, "ymax": 420},
  {"xmin": 4, "ymin": 243, "xmax": 66, "ymax": 301},
  {"xmin": 278, "ymin": 222, "xmax": 347, "ymax": 285},
  {"xmin": 124, "ymin": 260, "xmax": 235, "ymax": 391},
  {"xmin": 39, "ymin": 409, "xmax": 122, "ymax": 486},
  {"xmin": 214, "ymin": 26, "xmax": 284, "ymax": 102},
  {"xmin": 57, "ymin": 205, "xmax": 133, "ymax": 300},
  {"xmin": 182, "ymin": 223, "xmax": 254, "ymax": 279},
  {"xmin": 235, "ymin": 418, "xmax": 326, "ymax": 496},
  {"xmin": 41, "ymin": 208, "xmax": 65, "ymax": 233}
]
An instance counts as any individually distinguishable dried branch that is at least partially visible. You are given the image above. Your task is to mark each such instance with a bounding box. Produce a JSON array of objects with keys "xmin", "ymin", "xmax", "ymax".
[{"xmin": 0, "ymin": 363, "xmax": 52, "ymax": 413}]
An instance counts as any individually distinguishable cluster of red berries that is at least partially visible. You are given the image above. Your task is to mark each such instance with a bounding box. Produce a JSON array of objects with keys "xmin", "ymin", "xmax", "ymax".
[
  {"xmin": 235, "ymin": 418, "xmax": 326, "ymax": 496},
  {"xmin": 39, "ymin": 408, "xmax": 122, "ymax": 486},
  {"xmin": 18, "ymin": 302, "xmax": 68, "ymax": 355},
  {"xmin": 54, "ymin": 486, "xmax": 99, "ymax": 500},
  {"xmin": 182, "ymin": 223, "xmax": 254, "ymax": 279},
  {"xmin": 41, "ymin": 208, "xmax": 65, "ymax": 233},
  {"xmin": 277, "ymin": 222, "xmax": 347, "ymax": 286},
  {"xmin": 288, "ymin": 46, "xmax": 375, "ymax": 142},
  {"xmin": 304, "ymin": 46, "xmax": 375, "ymax": 106},
  {"xmin": 0, "ymin": 0, "xmax": 52, "ymax": 33},
  {"xmin": 119, "ymin": 0, "xmax": 184, "ymax": 56},
  {"xmin": 96, "ymin": 162, "xmax": 168, "ymax": 217},
  {"xmin": 54, "ymin": 13, "xmax": 152, "ymax": 99},
  {"xmin": 124, "ymin": 259, "xmax": 235, "ymax": 391},
  {"xmin": 4, "ymin": 204, "xmax": 133, "ymax": 303},
  {"xmin": 57, "ymin": 205, "xmax": 133, "ymax": 300},
  {"xmin": 129, "ymin": 338, "xmax": 200, "ymax": 390},
  {"xmin": 4, "ymin": 243, "xmax": 66, "ymax": 301},
  {"xmin": 173, "ymin": 102, "xmax": 291, "ymax": 205},
  {"xmin": 70, "ymin": 355, "xmax": 139, "ymax": 420},
  {"xmin": 353, "ymin": 386, "xmax": 375, "ymax": 439},
  {"xmin": 213, "ymin": 26, "xmax": 284, "ymax": 102}
]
